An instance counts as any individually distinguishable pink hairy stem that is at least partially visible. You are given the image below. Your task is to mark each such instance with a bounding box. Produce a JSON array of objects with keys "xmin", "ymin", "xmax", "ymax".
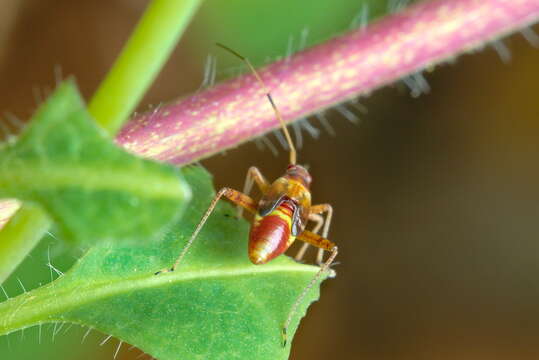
[
  {"xmin": 1, "ymin": 0, "xmax": 539, "ymax": 225},
  {"xmin": 116, "ymin": 0, "xmax": 539, "ymax": 165}
]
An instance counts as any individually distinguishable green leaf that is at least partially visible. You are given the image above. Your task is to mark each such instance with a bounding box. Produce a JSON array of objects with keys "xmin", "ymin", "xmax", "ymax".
[
  {"xmin": 0, "ymin": 166, "xmax": 331, "ymax": 359},
  {"xmin": 0, "ymin": 80, "xmax": 191, "ymax": 246}
]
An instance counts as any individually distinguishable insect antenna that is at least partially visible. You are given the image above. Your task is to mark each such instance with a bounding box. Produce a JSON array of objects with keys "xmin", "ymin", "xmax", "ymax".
[{"xmin": 216, "ymin": 43, "xmax": 297, "ymax": 165}]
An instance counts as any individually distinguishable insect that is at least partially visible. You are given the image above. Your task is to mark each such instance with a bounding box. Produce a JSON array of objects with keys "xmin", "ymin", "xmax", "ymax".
[{"xmin": 156, "ymin": 43, "xmax": 338, "ymax": 347}]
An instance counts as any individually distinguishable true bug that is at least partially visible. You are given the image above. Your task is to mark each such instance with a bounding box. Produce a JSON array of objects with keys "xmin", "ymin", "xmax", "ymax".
[{"xmin": 156, "ymin": 43, "xmax": 338, "ymax": 347}]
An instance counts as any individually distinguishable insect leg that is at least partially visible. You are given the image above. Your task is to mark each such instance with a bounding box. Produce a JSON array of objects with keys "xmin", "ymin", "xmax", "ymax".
[
  {"xmin": 238, "ymin": 166, "xmax": 269, "ymax": 218},
  {"xmin": 155, "ymin": 187, "xmax": 257, "ymax": 275},
  {"xmin": 309, "ymin": 204, "xmax": 334, "ymax": 265},
  {"xmin": 294, "ymin": 213, "xmax": 324, "ymax": 261},
  {"xmin": 282, "ymin": 231, "xmax": 338, "ymax": 347}
]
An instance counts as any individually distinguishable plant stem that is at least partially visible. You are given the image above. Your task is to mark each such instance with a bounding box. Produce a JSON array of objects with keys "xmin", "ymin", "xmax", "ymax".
[
  {"xmin": 89, "ymin": 0, "xmax": 203, "ymax": 136},
  {"xmin": 116, "ymin": 0, "xmax": 539, "ymax": 165},
  {"xmin": 0, "ymin": 202, "xmax": 51, "ymax": 284}
]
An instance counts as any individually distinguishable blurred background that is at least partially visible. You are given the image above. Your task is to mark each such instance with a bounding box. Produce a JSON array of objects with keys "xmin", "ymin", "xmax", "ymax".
[{"xmin": 1, "ymin": 0, "xmax": 539, "ymax": 359}]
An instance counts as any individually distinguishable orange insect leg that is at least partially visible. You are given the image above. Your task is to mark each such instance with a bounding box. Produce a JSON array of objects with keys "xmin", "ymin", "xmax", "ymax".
[
  {"xmin": 283, "ymin": 230, "xmax": 338, "ymax": 347},
  {"xmin": 156, "ymin": 187, "xmax": 256, "ymax": 275},
  {"xmin": 295, "ymin": 214, "xmax": 323, "ymax": 261},
  {"xmin": 296, "ymin": 204, "xmax": 333, "ymax": 264},
  {"xmin": 238, "ymin": 166, "xmax": 269, "ymax": 217},
  {"xmin": 296, "ymin": 230, "xmax": 336, "ymax": 251},
  {"xmin": 225, "ymin": 187, "xmax": 258, "ymax": 215}
]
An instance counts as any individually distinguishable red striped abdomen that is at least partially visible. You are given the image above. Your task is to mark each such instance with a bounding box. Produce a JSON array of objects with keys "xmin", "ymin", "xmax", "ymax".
[{"xmin": 248, "ymin": 200, "xmax": 296, "ymax": 264}]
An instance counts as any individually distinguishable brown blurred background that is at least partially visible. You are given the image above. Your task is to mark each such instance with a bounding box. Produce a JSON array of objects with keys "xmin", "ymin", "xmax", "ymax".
[{"xmin": 1, "ymin": 1, "xmax": 539, "ymax": 359}]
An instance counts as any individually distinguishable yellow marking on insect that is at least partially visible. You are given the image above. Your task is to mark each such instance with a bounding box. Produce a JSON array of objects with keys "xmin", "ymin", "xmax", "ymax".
[{"xmin": 254, "ymin": 207, "xmax": 296, "ymax": 248}]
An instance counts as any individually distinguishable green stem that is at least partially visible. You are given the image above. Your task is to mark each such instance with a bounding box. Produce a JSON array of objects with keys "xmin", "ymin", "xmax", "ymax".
[
  {"xmin": 0, "ymin": 203, "xmax": 51, "ymax": 284},
  {"xmin": 89, "ymin": 0, "xmax": 202, "ymax": 136}
]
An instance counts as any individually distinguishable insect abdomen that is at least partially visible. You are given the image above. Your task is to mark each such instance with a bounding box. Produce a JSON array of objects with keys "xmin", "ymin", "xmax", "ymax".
[{"xmin": 248, "ymin": 201, "xmax": 296, "ymax": 264}]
